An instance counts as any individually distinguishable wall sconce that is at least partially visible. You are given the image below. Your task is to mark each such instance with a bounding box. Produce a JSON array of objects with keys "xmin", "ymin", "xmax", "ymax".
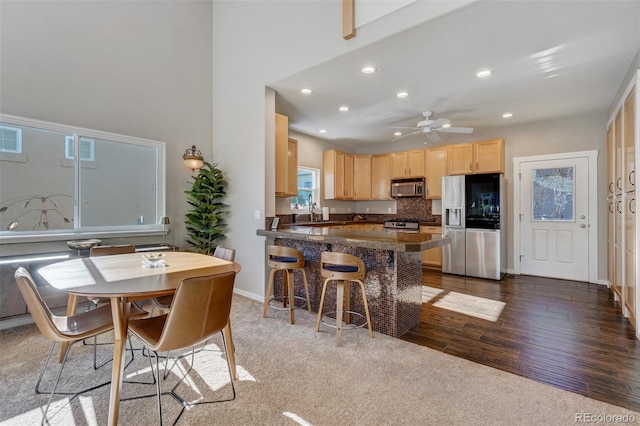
[
  {"xmin": 160, "ymin": 216, "xmax": 170, "ymax": 245},
  {"xmin": 183, "ymin": 145, "xmax": 204, "ymax": 171}
]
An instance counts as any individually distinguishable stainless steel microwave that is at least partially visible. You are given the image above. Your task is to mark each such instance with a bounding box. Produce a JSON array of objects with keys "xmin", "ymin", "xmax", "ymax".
[{"xmin": 391, "ymin": 177, "xmax": 426, "ymax": 198}]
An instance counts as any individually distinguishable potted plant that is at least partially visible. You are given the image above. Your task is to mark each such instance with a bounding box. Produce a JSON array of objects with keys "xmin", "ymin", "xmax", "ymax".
[{"xmin": 184, "ymin": 162, "xmax": 227, "ymax": 255}]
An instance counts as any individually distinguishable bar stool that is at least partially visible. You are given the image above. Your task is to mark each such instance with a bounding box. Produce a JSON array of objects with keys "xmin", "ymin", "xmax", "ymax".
[
  {"xmin": 262, "ymin": 245, "xmax": 311, "ymax": 324},
  {"xmin": 316, "ymin": 252, "xmax": 373, "ymax": 346}
]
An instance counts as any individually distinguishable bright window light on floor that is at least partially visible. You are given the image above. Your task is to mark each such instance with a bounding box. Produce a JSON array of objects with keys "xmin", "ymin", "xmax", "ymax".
[
  {"xmin": 283, "ymin": 412, "xmax": 314, "ymax": 425},
  {"xmin": 432, "ymin": 291, "xmax": 506, "ymax": 322},
  {"xmin": 422, "ymin": 286, "xmax": 445, "ymax": 303}
]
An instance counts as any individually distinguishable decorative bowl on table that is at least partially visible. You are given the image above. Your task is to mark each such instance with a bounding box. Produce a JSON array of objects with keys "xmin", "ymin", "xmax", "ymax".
[
  {"xmin": 67, "ymin": 239, "xmax": 102, "ymax": 250},
  {"xmin": 142, "ymin": 252, "xmax": 166, "ymax": 268}
]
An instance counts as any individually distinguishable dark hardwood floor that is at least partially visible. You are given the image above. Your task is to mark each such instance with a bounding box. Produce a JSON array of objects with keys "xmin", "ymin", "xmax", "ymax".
[{"xmin": 400, "ymin": 269, "xmax": 640, "ymax": 412}]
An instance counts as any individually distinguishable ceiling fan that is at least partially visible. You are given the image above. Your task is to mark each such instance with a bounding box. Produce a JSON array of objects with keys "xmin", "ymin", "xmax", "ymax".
[{"xmin": 393, "ymin": 111, "xmax": 473, "ymax": 143}]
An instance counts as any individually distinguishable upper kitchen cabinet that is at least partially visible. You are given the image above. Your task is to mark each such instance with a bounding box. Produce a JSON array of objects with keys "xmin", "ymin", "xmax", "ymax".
[
  {"xmin": 371, "ymin": 154, "xmax": 391, "ymax": 199},
  {"xmin": 624, "ymin": 88, "xmax": 636, "ymax": 193},
  {"xmin": 425, "ymin": 146, "xmax": 448, "ymax": 199},
  {"xmin": 391, "ymin": 149, "xmax": 425, "ymax": 178},
  {"xmin": 275, "ymin": 113, "xmax": 298, "ymax": 197},
  {"xmin": 353, "ymin": 155, "xmax": 372, "ymax": 200},
  {"xmin": 323, "ymin": 149, "xmax": 354, "ymax": 200},
  {"xmin": 448, "ymin": 139, "xmax": 504, "ymax": 175}
]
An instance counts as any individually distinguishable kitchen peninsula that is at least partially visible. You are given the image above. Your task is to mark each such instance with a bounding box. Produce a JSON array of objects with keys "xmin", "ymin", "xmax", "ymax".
[{"xmin": 257, "ymin": 223, "xmax": 449, "ymax": 337}]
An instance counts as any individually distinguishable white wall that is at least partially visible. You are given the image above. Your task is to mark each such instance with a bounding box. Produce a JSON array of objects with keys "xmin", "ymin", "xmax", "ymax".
[
  {"xmin": 213, "ymin": 0, "xmax": 474, "ymax": 299},
  {"xmin": 0, "ymin": 1, "xmax": 213, "ymax": 255}
]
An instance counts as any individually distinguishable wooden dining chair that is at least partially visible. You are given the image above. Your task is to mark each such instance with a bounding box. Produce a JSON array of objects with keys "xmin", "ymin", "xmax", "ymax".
[
  {"xmin": 13, "ymin": 267, "xmax": 146, "ymax": 425},
  {"xmin": 127, "ymin": 271, "xmax": 238, "ymax": 425}
]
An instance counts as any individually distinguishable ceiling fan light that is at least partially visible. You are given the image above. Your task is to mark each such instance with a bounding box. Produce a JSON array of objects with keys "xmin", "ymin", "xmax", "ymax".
[
  {"xmin": 441, "ymin": 123, "xmax": 451, "ymax": 128},
  {"xmin": 394, "ymin": 132, "xmax": 402, "ymax": 136}
]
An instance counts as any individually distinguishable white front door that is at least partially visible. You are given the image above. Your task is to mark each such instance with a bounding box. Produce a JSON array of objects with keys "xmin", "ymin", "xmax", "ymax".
[{"xmin": 518, "ymin": 156, "xmax": 590, "ymax": 281}]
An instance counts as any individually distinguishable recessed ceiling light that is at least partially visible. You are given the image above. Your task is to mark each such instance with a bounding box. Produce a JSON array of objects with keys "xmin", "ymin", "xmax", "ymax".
[
  {"xmin": 339, "ymin": 106, "xmax": 349, "ymax": 112},
  {"xmin": 319, "ymin": 129, "xmax": 327, "ymax": 134},
  {"xmin": 396, "ymin": 92, "xmax": 409, "ymax": 98},
  {"xmin": 502, "ymin": 112, "xmax": 513, "ymax": 118},
  {"xmin": 361, "ymin": 66, "xmax": 376, "ymax": 74},
  {"xmin": 441, "ymin": 123, "xmax": 451, "ymax": 128},
  {"xmin": 300, "ymin": 88, "xmax": 312, "ymax": 95},
  {"xmin": 476, "ymin": 69, "xmax": 492, "ymax": 78},
  {"xmin": 394, "ymin": 132, "xmax": 402, "ymax": 136}
]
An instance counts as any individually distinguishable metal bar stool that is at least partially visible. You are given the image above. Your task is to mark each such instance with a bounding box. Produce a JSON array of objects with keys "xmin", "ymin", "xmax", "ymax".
[
  {"xmin": 262, "ymin": 245, "xmax": 311, "ymax": 324},
  {"xmin": 315, "ymin": 252, "xmax": 373, "ymax": 346}
]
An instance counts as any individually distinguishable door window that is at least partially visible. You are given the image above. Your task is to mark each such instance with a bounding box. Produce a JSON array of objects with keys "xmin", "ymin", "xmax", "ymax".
[{"xmin": 532, "ymin": 167, "xmax": 574, "ymax": 221}]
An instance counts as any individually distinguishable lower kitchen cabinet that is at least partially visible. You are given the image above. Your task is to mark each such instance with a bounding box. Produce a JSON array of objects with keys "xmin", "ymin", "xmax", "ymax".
[{"xmin": 421, "ymin": 226, "xmax": 442, "ymax": 269}]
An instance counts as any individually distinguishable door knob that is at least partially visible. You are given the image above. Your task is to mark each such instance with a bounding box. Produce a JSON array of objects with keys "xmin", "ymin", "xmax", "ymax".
[{"xmin": 580, "ymin": 223, "xmax": 586, "ymax": 228}]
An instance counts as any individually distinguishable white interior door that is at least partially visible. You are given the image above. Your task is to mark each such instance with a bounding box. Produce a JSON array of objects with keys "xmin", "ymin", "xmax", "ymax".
[{"xmin": 519, "ymin": 157, "xmax": 590, "ymax": 281}]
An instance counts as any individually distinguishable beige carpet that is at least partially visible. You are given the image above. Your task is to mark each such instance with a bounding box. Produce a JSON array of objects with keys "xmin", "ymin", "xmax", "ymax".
[{"xmin": 1, "ymin": 295, "xmax": 638, "ymax": 425}]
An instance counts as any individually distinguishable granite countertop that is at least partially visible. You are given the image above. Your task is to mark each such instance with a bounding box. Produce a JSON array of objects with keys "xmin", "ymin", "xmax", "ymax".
[{"xmin": 257, "ymin": 225, "xmax": 449, "ymax": 252}]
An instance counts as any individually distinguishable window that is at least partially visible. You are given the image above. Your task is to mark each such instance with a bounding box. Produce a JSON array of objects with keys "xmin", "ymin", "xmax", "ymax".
[
  {"xmin": 532, "ymin": 167, "xmax": 574, "ymax": 221},
  {"xmin": 290, "ymin": 166, "xmax": 320, "ymax": 211},
  {"xmin": 64, "ymin": 136, "xmax": 95, "ymax": 161},
  {"xmin": 0, "ymin": 114, "xmax": 165, "ymax": 240},
  {"xmin": 0, "ymin": 125, "xmax": 22, "ymax": 153}
]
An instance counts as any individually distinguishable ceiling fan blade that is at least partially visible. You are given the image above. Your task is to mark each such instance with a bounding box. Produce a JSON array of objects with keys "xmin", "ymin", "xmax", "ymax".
[
  {"xmin": 437, "ymin": 126, "xmax": 474, "ymax": 134},
  {"xmin": 425, "ymin": 131, "xmax": 441, "ymax": 143},
  {"xmin": 392, "ymin": 126, "xmax": 420, "ymax": 130},
  {"xmin": 392, "ymin": 130, "xmax": 421, "ymax": 141},
  {"xmin": 429, "ymin": 118, "xmax": 450, "ymax": 129}
]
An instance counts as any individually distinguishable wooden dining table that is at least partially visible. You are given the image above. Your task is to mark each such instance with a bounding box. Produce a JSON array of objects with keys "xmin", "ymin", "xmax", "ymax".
[{"xmin": 36, "ymin": 251, "xmax": 242, "ymax": 426}]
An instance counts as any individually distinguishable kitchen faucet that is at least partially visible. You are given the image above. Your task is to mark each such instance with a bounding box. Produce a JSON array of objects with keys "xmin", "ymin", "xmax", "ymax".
[{"xmin": 308, "ymin": 194, "xmax": 316, "ymax": 222}]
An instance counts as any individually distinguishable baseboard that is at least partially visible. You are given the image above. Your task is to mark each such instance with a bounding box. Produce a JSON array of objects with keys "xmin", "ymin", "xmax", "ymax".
[{"xmin": 233, "ymin": 288, "xmax": 263, "ymax": 303}]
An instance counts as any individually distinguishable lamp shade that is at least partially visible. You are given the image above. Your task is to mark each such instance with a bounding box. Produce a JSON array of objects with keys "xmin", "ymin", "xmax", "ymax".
[
  {"xmin": 183, "ymin": 145, "xmax": 204, "ymax": 171},
  {"xmin": 160, "ymin": 216, "xmax": 170, "ymax": 225}
]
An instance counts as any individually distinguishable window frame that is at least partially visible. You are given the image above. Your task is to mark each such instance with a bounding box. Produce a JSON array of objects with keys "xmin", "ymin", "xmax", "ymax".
[
  {"xmin": 0, "ymin": 114, "xmax": 166, "ymax": 244},
  {"xmin": 64, "ymin": 135, "xmax": 95, "ymax": 161},
  {"xmin": 290, "ymin": 166, "xmax": 321, "ymax": 212},
  {"xmin": 0, "ymin": 125, "xmax": 22, "ymax": 154}
]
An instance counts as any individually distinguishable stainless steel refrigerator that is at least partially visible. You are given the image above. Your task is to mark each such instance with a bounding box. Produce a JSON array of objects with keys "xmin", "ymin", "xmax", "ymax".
[{"xmin": 442, "ymin": 174, "xmax": 506, "ymax": 280}]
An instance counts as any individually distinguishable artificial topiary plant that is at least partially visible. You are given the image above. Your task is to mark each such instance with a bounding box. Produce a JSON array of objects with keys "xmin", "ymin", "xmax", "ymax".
[{"xmin": 184, "ymin": 161, "xmax": 227, "ymax": 255}]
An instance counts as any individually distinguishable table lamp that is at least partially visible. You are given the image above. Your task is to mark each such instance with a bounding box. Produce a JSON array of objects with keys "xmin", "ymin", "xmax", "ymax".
[{"xmin": 160, "ymin": 216, "xmax": 170, "ymax": 246}]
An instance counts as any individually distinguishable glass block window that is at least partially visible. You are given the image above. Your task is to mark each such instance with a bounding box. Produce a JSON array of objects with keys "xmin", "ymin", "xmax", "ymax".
[
  {"xmin": 0, "ymin": 125, "xmax": 22, "ymax": 153},
  {"xmin": 532, "ymin": 167, "xmax": 574, "ymax": 221}
]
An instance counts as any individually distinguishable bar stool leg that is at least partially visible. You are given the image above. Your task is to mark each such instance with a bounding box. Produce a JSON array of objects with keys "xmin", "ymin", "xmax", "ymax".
[
  {"xmin": 357, "ymin": 280, "xmax": 374, "ymax": 338},
  {"xmin": 315, "ymin": 279, "xmax": 329, "ymax": 332},
  {"xmin": 263, "ymin": 268, "xmax": 278, "ymax": 318},
  {"xmin": 335, "ymin": 280, "xmax": 345, "ymax": 347},
  {"xmin": 287, "ymin": 270, "xmax": 295, "ymax": 324},
  {"xmin": 300, "ymin": 269, "xmax": 312, "ymax": 313}
]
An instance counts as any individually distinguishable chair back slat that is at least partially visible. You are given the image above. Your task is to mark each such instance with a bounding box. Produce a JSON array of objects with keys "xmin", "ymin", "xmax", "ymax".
[
  {"xmin": 151, "ymin": 271, "xmax": 236, "ymax": 352},
  {"xmin": 90, "ymin": 244, "xmax": 135, "ymax": 257}
]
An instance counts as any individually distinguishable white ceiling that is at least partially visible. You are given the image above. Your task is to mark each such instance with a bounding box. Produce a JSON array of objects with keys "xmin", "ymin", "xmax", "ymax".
[{"xmin": 270, "ymin": 0, "xmax": 640, "ymax": 149}]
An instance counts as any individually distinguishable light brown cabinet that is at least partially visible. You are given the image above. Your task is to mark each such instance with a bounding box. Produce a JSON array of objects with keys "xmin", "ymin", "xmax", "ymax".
[
  {"xmin": 425, "ymin": 146, "xmax": 448, "ymax": 199},
  {"xmin": 606, "ymin": 77, "xmax": 638, "ymax": 330},
  {"xmin": 624, "ymin": 89, "xmax": 636, "ymax": 193},
  {"xmin": 323, "ymin": 149, "xmax": 353, "ymax": 200},
  {"xmin": 353, "ymin": 155, "xmax": 372, "ymax": 200},
  {"xmin": 420, "ymin": 226, "xmax": 442, "ymax": 269},
  {"xmin": 391, "ymin": 149, "xmax": 425, "ymax": 178},
  {"xmin": 371, "ymin": 154, "xmax": 391, "ymax": 199},
  {"xmin": 275, "ymin": 113, "xmax": 297, "ymax": 197},
  {"xmin": 448, "ymin": 139, "xmax": 504, "ymax": 175}
]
